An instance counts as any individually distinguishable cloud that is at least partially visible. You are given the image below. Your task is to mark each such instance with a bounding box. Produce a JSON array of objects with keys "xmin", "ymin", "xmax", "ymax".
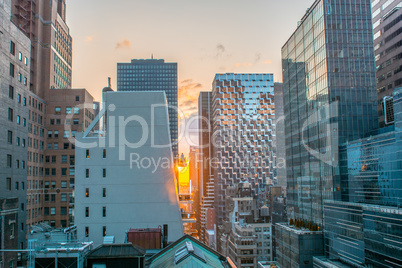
[
  {"xmin": 85, "ymin": 35, "xmax": 96, "ymax": 43},
  {"xmin": 115, "ymin": 39, "xmax": 131, "ymax": 50},
  {"xmin": 178, "ymin": 79, "xmax": 204, "ymax": 118}
]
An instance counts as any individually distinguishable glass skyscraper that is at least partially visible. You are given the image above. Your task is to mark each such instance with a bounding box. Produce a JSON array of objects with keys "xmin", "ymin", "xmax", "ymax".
[
  {"xmin": 282, "ymin": 0, "xmax": 378, "ymax": 227},
  {"xmin": 211, "ymin": 73, "xmax": 276, "ymax": 255},
  {"xmin": 117, "ymin": 59, "xmax": 178, "ymax": 156}
]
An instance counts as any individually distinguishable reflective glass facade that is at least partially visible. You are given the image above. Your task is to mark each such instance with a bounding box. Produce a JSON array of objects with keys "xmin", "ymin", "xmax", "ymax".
[
  {"xmin": 324, "ymin": 200, "xmax": 402, "ymax": 267},
  {"xmin": 212, "ymin": 73, "xmax": 275, "ymax": 226},
  {"xmin": 117, "ymin": 59, "xmax": 178, "ymax": 156},
  {"xmin": 372, "ymin": 0, "xmax": 402, "ymax": 127},
  {"xmin": 282, "ymin": 0, "xmax": 378, "ymax": 226}
]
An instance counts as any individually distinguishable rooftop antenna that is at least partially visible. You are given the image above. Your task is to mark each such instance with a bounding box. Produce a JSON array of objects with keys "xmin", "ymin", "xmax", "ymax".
[
  {"xmin": 151, "ymin": 53, "xmax": 154, "ymax": 59},
  {"xmin": 108, "ymin": 77, "xmax": 111, "ymax": 87}
]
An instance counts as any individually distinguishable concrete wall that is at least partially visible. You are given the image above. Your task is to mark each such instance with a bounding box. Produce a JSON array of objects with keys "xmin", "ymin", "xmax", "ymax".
[{"xmin": 75, "ymin": 91, "xmax": 183, "ymax": 246}]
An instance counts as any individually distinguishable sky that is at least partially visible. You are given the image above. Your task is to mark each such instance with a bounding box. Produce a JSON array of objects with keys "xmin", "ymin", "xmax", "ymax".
[{"xmin": 67, "ymin": 0, "xmax": 314, "ymax": 154}]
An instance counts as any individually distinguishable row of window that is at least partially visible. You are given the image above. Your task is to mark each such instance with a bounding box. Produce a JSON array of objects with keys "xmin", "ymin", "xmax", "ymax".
[
  {"xmin": 48, "ymin": 129, "xmax": 78, "ymax": 138},
  {"xmin": 47, "ymin": 142, "xmax": 75, "ymax": 150},
  {"xmin": 85, "ymin": 149, "xmax": 107, "ymax": 158},
  {"xmin": 7, "ymin": 130, "xmax": 26, "ymax": 147},
  {"xmin": 55, "ymin": 106, "xmax": 80, "ymax": 115},
  {"xmin": 85, "ymin": 206, "xmax": 107, "ymax": 217},
  {"xmin": 10, "ymin": 41, "xmax": 28, "ymax": 65},
  {"xmin": 85, "ymin": 168, "xmax": 107, "ymax": 178},
  {"xmin": 6, "ymin": 155, "xmax": 26, "ymax": 169},
  {"xmin": 44, "ymin": 167, "xmax": 75, "ymax": 176},
  {"xmin": 85, "ymin": 188, "xmax": 107, "ymax": 197},
  {"xmin": 5, "ymin": 178, "xmax": 25, "ymax": 191},
  {"xmin": 85, "ymin": 226, "xmax": 107, "ymax": 237},
  {"xmin": 44, "ymin": 206, "xmax": 69, "ymax": 216},
  {"xmin": 45, "ymin": 155, "xmax": 75, "ymax": 164},
  {"xmin": 8, "ymin": 108, "xmax": 27, "ymax": 126}
]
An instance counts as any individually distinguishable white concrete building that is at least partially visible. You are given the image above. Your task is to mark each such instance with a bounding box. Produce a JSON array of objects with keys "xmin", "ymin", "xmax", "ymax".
[{"xmin": 74, "ymin": 89, "xmax": 183, "ymax": 246}]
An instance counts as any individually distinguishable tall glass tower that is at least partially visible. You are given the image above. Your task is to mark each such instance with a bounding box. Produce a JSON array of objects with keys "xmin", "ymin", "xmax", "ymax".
[
  {"xmin": 282, "ymin": 0, "xmax": 378, "ymax": 227},
  {"xmin": 117, "ymin": 59, "xmax": 178, "ymax": 157}
]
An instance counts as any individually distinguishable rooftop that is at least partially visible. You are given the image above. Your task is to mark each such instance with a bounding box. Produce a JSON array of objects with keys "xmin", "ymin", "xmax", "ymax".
[{"xmin": 87, "ymin": 244, "xmax": 145, "ymax": 259}]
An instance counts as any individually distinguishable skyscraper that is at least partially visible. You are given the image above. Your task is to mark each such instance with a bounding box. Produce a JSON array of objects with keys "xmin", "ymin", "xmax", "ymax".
[
  {"xmin": 11, "ymin": 0, "xmax": 74, "ymax": 230},
  {"xmin": 11, "ymin": 0, "xmax": 73, "ymax": 98},
  {"xmin": 372, "ymin": 0, "xmax": 402, "ymax": 127},
  {"xmin": 75, "ymin": 89, "xmax": 183, "ymax": 246},
  {"xmin": 1, "ymin": 0, "xmax": 31, "ymax": 253},
  {"xmin": 282, "ymin": 0, "xmax": 378, "ymax": 227},
  {"xmin": 278, "ymin": 0, "xmax": 379, "ymax": 266},
  {"xmin": 117, "ymin": 59, "xmax": 178, "ymax": 157},
  {"xmin": 211, "ymin": 73, "xmax": 276, "ymax": 259},
  {"xmin": 274, "ymin": 83, "xmax": 286, "ymax": 188},
  {"xmin": 198, "ymin": 91, "xmax": 214, "ymax": 244}
]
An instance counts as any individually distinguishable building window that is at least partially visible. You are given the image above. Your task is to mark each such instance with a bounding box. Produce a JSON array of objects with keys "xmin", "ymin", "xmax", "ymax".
[
  {"xmin": 54, "ymin": 143, "xmax": 58, "ymax": 150},
  {"xmin": 55, "ymin": 107, "xmax": 61, "ymax": 114},
  {"xmin": 51, "ymin": 155, "xmax": 57, "ymax": 163},
  {"xmin": 10, "ymin": 41, "xmax": 15, "ymax": 55},
  {"xmin": 24, "ymin": 77, "xmax": 27, "ymax": 86},
  {"xmin": 8, "ymin": 108, "xmax": 13, "ymax": 121},
  {"xmin": 18, "ymin": 52, "xmax": 22, "ymax": 61},
  {"xmin": 66, "ymin": 107, "xmax": 71, "ymax": 114},
  {"xmin": 85, "ymin": 169, "xmax": 89, "ymax": 178},
  {"xmin": 85, "ymin": 188, "xmax": 89, "ymax": 197},
  {"xmin": 61, "ymin": 181, "xmax": 67, "ymax": 188},
  {"xmin": 103, "ymin": 226, "xmax": 107, "ymax": 237},
  {"xmin": 74, "ymin": 107, "xmax": 79, "ymax": 114},
  {"xmin": 7, "ymin": 155, "xmax": 12, "ymax": 168},
  {"xmin": 24, "ymin": 57, "xmax": 28, "ymax": 65},
  {"xmin": 61, "ymin": 155, "xmax": 67, "ymax": 163},
  {"xmin": 9, "ymin": 85, "xmax": 14, "ymax": 99},
  {"xmin": 10, "ymin": 63, "xmax": 15, "ymax": 77},
  {"xmin": 103, "ymin": 149, "xmax": 107, "ymax": 158},
  {"xmin": 50, "ymin": 207, "xmax": 56, "ymax": 215},
  {"xmin": 51, "ymin": 194, "xmax": 56, "ymax": 202},
  {"xmin": 61, "ymin": 168, "xmax": 67, "ymax": 176},
  {"xmin": 6, "ymin": 178, "xmax": 11, "ymax": 191},
  {"xmin": 103, "ymin": 207, "xmax": 106, "ymax": 217},
  {"xmin": 61, "ymin": 207, "xmax": 67, "ymax": 215},
  {"xmin": 18, "ymin": 73, "xmax": 22, "ymax": 82},
  {"xmin": 44, "ymin": 194, "xmax": 49, "ymax": 202},
  {"xmin": 17, "ymin": 116, "xmax": 21, "ymax": 125},
  {"xmin": 7, "ymin": 130, "xmax": 13, "ymax": 144},
  {"xmin": 15, "ymin": 182, "xmax": 19, "ymax": 190},
  {"xmin": 64, "ymin": 131, "xmax": 69, "ymax": 138},
  {"xmin": 85, "ymin": 227, "xmax": 89, "ymax": 237},
  {"xmin": 10, "ymin": 223, "xmax": 15, "ymax": 239},
  {"xmin": 63, "ymin": 143, "xmax": 69, "ymax": 149},
  {"xmin": 103, "ymin": 188, "xmax": 106, "ymax": 197},
  {"xmin": 85, "ymin": 207, "xmax": 89, "ymax": 217},
  {"xmin": 86, "ymin": 149, "xmax": 89, "ymax": 158},
  {"xmin": 75, "ymin": 96, "xmax": 80, "ymax": 101},
  {"xmin": 103, "ymin": 168, "xmax": 106, "ymax": 178},
  {"xmin": 54, "ymin": 131, "xmax": 59, "ymax": 138},
  {"xmin": 73, "ymin": 119, "xmax": 79, "ymax": 125},
  {"xmin": 70, "ymin": 155, "xmax": 75, "ymax": 165}
]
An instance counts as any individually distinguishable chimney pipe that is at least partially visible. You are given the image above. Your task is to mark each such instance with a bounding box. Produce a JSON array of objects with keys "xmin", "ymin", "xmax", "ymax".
[{"xmin": 108, "ymin": 77, "xmax": 111, "ymax": 87}]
